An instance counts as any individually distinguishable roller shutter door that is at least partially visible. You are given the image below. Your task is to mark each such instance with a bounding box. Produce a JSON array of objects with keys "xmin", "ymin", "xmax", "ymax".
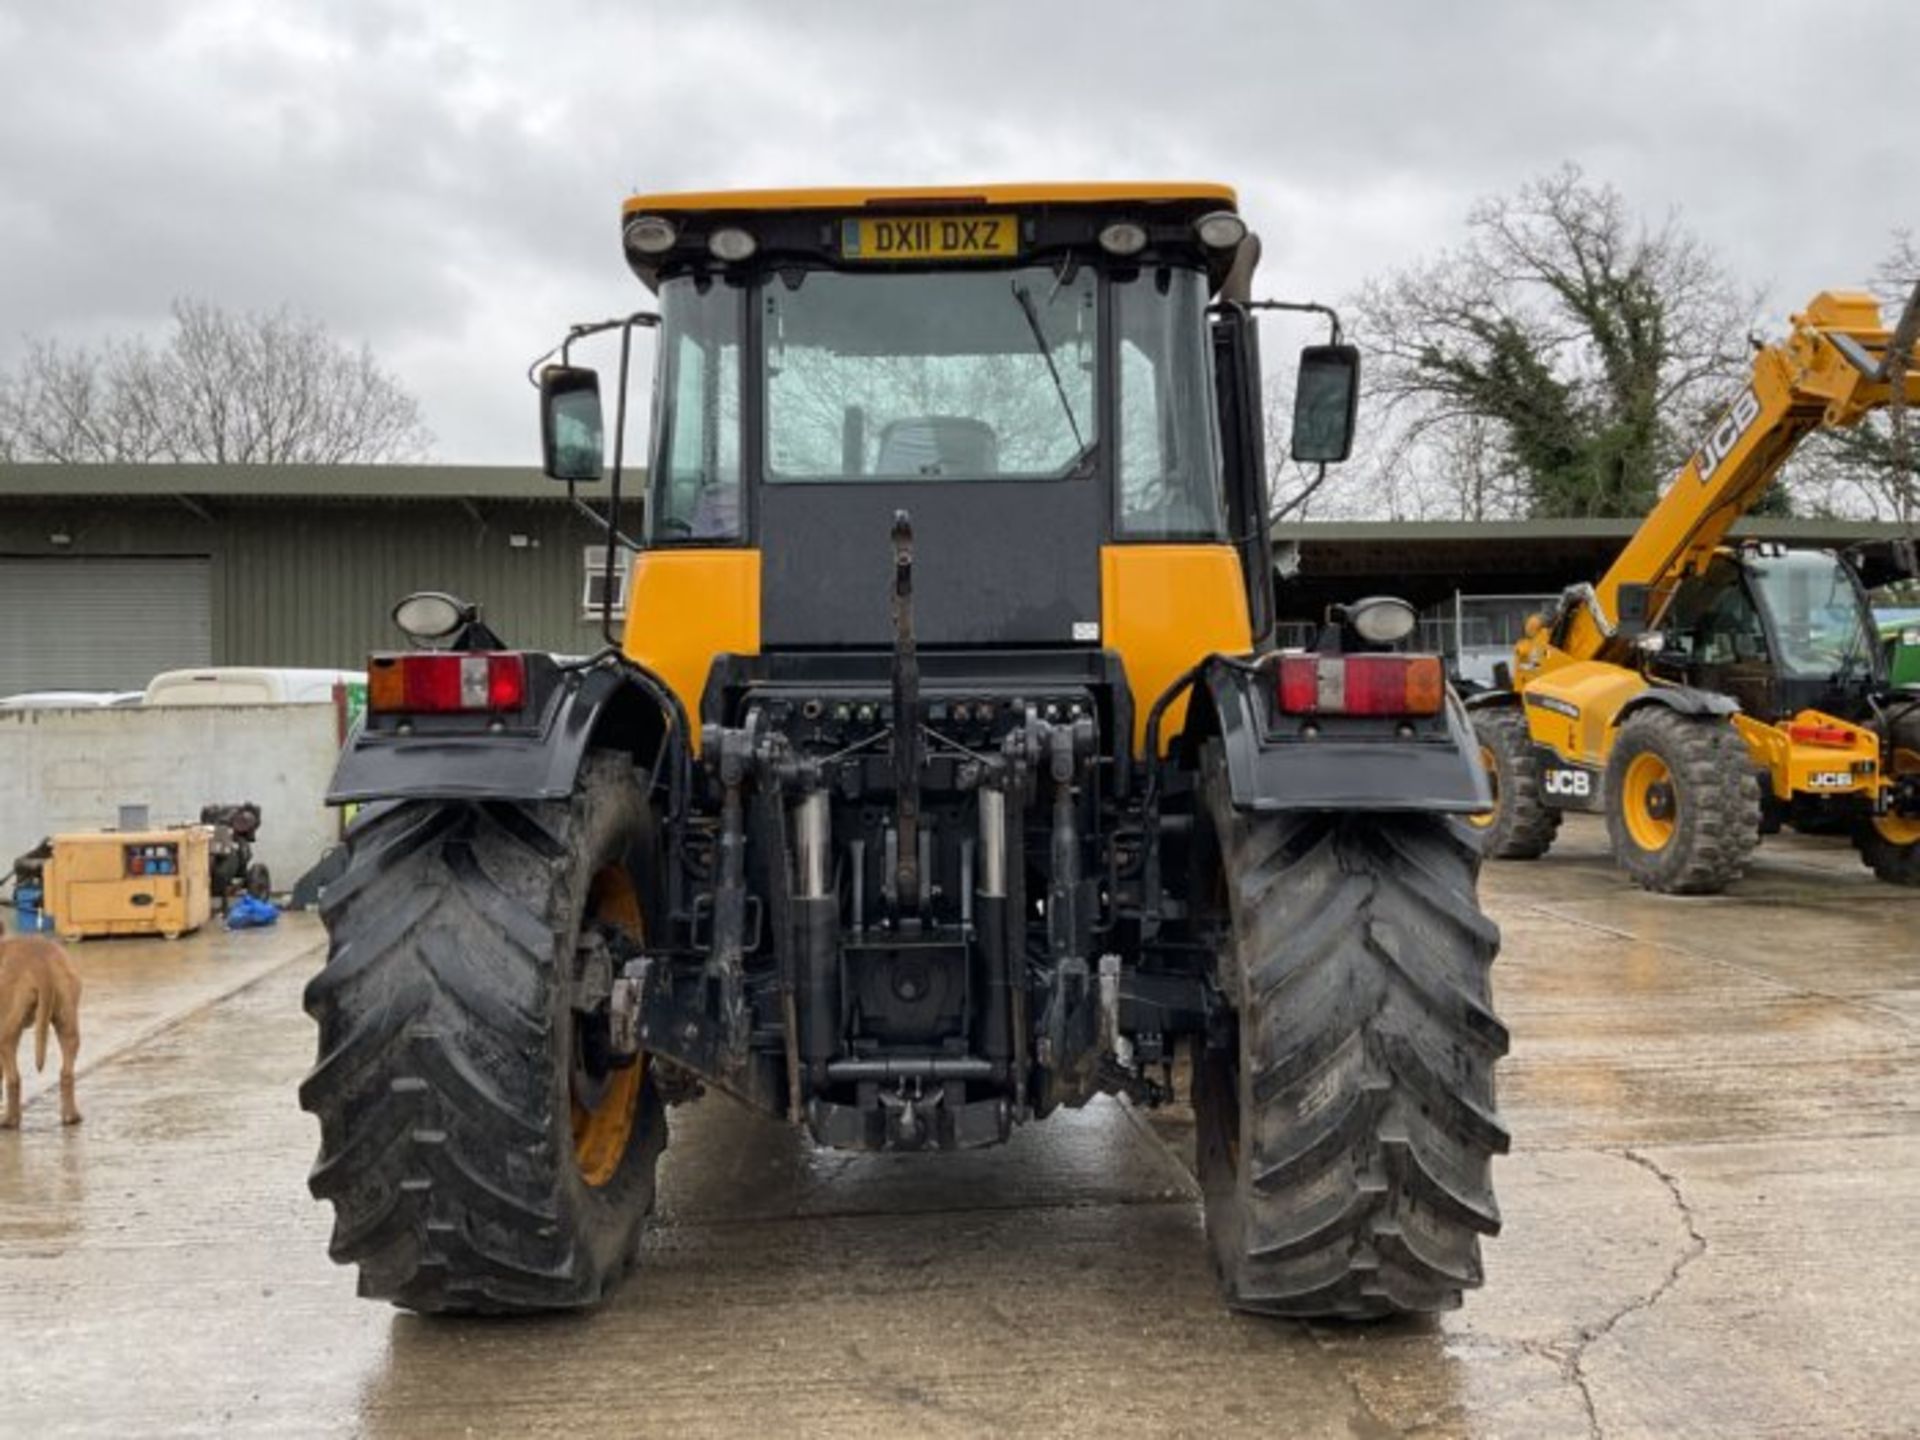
[{"xmin": 0, "ymin": 557, "xmax": 213, "ymax": 697}]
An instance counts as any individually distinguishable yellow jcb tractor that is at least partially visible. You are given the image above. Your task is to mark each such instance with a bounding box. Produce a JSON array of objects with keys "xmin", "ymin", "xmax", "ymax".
[
  {"xmin": 1470, "ymin": 284, "xmax": 1920, "ymax": 892},
  {"xmin": 299, "ymin": 183, "xmax": 1507, "ymax": 1319}
]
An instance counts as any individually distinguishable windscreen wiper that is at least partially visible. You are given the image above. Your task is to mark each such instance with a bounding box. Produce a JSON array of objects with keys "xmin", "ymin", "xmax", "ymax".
[{"xmin": 1011, "ymin": 280, "xmax": 1089, "ymax": 464}]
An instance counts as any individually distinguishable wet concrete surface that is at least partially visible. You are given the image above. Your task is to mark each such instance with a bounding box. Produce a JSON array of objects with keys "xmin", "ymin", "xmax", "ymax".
[{"xmin": 2, "ymin": 818, "xmax": 1917, "ymax": 1437}]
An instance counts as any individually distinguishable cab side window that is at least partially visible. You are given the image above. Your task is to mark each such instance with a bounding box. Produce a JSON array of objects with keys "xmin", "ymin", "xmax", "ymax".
[{"xmin": 650, "ymin": 281, "xmax": 743, "ymax": 542}]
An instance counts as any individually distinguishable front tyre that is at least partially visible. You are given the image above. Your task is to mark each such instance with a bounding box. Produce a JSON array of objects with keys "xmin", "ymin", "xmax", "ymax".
[
  {"xmin": 1603, "ymin": 710, "xmax": 1761, "ymax": 895},
  {"xmin": 299, "ymin": 752, "xmax": 667, "ymax": 1314},
  {"xmin": 1195, "ymin": 749, "xmax": 1509, "ymax": 1318}
]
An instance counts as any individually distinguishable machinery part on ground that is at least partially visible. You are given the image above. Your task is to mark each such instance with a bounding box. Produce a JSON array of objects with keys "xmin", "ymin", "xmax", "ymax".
[
  {"xmin": 201, "ymin": 802, "xmax": 264, "ymax": 907},
  {"xmin": 299, "ymin": 752, "xmax": 666, "ymax": 1314},
  {"xmin": 1195, "ymin": 747, "xmax": 1506, "ymax": 1316},
  {"xmin": 1602, "ymin": 709, "xmax": 1762, "ymax": 894},
  {"xmin": 311, "ymin": 182, "xmax": 1504, "ymax": 1320},
  {"xmin": 11, "ymin": 838, "xmax": 52, "ymax": 891},
  {"xmin": 1468, "ymin": 708, "xmax": 1561, "ymax": 859}
]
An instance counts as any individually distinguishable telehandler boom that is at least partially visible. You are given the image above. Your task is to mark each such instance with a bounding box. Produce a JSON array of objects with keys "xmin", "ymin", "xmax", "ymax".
[{"xmin": 1471, "ymin": 283, "xmax": 1920, "ymax": 892}]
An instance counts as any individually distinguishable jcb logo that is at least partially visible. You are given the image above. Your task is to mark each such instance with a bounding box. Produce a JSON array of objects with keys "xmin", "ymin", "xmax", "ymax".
[
  {"xmin": 1543, "ymin": 767, "xmax": 1592, "ymax": 798},
  {"xmin": 1694, "ymin": 388, "xmax": 1762, "ymax": 482}
]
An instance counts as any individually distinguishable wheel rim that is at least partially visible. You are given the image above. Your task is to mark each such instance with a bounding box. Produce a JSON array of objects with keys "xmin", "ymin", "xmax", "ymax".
[
  {"xmin": 1874, "ymin": 812, "xmax": 1920, "ymax": 847},
  {"xmin": 571, "ymin": 865, "xmax": 647, "ymax": 1188},
  {"xmin": 1468, "ymin": 743, "xmax": 1499, "ymax": 829},
  {"xmin": 1621, "ymin": 752, "xmax": 1678, "ymax": 852}
]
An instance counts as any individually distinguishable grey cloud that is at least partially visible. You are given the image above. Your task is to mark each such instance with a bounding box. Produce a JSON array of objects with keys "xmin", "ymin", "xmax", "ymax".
[{"xmin": 2, "ymin": 0, "xmax": 1914, "ymax": 462}]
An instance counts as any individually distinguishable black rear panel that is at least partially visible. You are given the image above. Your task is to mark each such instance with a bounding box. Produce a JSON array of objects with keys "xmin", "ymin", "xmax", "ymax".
[{"xmin": 758, "ymin": 478, "xmax": 1103, "ymax": 648}]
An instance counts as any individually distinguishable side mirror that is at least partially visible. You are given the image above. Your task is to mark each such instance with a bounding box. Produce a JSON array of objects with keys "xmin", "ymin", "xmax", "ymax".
[
  {"xmin": 1290, "ymin": 344, "xmax": 1361, "ymax": 464},
  {"xmin": 540, "ymin": 366, "xmax": 605, "ymax": 482},
  {"xmin": 1615, "ymin": 581, "xmax": 1652, "ymax": 640}
]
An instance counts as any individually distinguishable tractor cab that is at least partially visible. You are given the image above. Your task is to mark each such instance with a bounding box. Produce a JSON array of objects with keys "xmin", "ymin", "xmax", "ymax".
[{"xmin": 539, "ymin": 184, "xmax": 1360, "ymax": 747}]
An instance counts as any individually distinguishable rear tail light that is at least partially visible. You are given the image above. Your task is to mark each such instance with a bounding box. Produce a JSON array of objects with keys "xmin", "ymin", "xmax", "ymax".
[
  {"xmin": 1276, "ymin": 654, "xmax": 1445, "ymax": 717},
  {"xmin": 367, "ymin": 653, "xmax": 528, "ymax": 715},
  {"xmin": 1787, "ymin": 720, "xmax": 1856, "ymax": 748}
]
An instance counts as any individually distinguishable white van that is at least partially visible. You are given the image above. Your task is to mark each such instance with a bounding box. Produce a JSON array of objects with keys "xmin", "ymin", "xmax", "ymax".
[{"xmin": 142, "ymin": 667, "xmax": 364, "ymax": 707}]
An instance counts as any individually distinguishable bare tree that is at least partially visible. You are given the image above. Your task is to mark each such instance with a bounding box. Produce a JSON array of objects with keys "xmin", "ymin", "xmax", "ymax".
[
  {"xmin": 0, "ymin": 299, "xmax": 432, "ymax": 464},
  {"xmin": 1352, "ymin": 165, "xmax": 1756, "ymax": 519}
]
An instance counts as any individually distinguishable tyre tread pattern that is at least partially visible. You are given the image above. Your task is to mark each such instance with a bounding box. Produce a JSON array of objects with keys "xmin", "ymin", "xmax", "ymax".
[
  {"xmin": 1471, "ymin": 708, "xmax": 1562, "ymax": 859},
  {"xmin": 300, "ymin": 754, "xmax": 665, "ymax": 1314},
  {"xmin": 1201, "ymin": 751, "xmax": 1508, "ymax": 1319},
  {"xmin": 1603, "ymin": 709, "xmax": 1761, "ymax": 895}
]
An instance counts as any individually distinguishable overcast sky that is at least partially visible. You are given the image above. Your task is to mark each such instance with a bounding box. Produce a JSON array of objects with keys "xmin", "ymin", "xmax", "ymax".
[{"xmin": 2, "ymin": 0, "xmax": 1915, "ymax": 464}]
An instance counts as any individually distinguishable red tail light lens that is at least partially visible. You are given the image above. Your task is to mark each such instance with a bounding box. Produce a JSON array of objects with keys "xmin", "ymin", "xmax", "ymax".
[
  {"xmin": 367, "ymin": 653, "xmax": 529, "ymax": 715},
  {"xmin": 1275, "ymin": 654, "xmax": 1445, "ymax": 717},
  {"xmin": 1786, "ymin": 721, "xmax": 1856, "ymax": 748}
]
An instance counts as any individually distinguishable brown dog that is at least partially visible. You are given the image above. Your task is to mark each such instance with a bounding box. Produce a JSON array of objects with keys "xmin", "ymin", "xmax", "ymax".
[{"xmin": 0, "ymin": 919, "xmax": 83, "ymax": 1128}]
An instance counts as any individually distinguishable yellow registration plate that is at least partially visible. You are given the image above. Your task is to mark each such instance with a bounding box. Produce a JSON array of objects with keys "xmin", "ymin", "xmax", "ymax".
[{"xmin": 842, "ymin": 213, "xmax": 1018, "ymax": 262}]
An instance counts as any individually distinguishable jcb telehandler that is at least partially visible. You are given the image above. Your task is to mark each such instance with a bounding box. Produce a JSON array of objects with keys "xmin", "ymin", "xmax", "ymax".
[
  {"xmin": 300, "ymin": 184, "xmax": 1506, "ymax": 1319},
  {"xmin": 1470, "ymin": 284, "xmax": 1920, "ymax": 893}
]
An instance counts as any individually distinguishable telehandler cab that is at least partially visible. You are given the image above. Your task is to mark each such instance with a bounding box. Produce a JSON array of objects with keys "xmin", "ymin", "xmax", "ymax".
[
  {"xmin": 1470, "ymin": 284, "xmax": 1920, "ymax": 892},
  {"xmin": 301, "ymin": 184, "xmax": 1506, "ymax": 1319}
]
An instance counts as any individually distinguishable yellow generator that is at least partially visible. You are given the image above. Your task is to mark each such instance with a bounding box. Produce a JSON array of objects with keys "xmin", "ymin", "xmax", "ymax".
[{"xmin": 43, "ymin": 827, "xmax": 212, "ymax": 941}]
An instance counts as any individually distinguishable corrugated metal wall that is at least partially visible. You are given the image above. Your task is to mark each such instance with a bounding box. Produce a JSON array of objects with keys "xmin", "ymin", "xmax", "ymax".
[{"xmin": 1, "ymin": 498, "xmax": 614, "ymax": 672}]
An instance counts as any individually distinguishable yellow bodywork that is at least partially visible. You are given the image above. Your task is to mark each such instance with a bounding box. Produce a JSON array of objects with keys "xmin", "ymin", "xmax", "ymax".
[
  {"xmin": 1100, "ymin": 545, "xmax": 1254, "ymax": 756},
  {"xmin": 620, "ymin": 544, "xmax": 1252, "ymax": 761},
  {"xmin": 1731, "ymin": 712, "xmax": 1879, "ymax": 801},
  {"xmin": 622, "ymin": 550, "xmax": 761, "ymax": 753},
  {"xmin": 1510, "ymin": 659, "xmax": 1656, "ymax": 767},
  {"xmin": 624, "ymin": 182, "xmax": 1238, "ymax": 216},
  {"xmin": 1522, "ymin": 653, "xmax": 1882, "ymax": 802}
]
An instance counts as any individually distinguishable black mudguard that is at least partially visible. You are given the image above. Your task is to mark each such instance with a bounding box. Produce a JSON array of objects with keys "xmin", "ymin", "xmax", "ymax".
[
  {"xmin": 1194, "ymin": 656, "xmax": 1491, "ymax": 814},
  {"xmin": 1618, "ymin": 685, "xmax": 1740, "ymax": 720},
  {"xmin": 327, "ymin": 663, "xmax": 674, "ymax": 805}
]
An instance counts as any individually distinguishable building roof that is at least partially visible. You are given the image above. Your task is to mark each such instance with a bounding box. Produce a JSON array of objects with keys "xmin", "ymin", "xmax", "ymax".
[
  {"xmin": 0, "ymin": 464, "xmax": 592, "ymax": 501},
  {"xmin": 1270, "ymin": 515, "xmax": 1918, "ymax": 616},
  {"xmin": 1270, "ymin": 517, "xmax": 1912, "ymax": 543},
  {"xmin": 622, "ymin": 182, "xmax": 1238, "ymax": 216}
]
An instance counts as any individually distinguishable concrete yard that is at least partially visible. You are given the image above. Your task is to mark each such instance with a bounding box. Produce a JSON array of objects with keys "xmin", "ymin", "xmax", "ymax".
[{"xmin": 2, "ymin": 818, "xmax": 1917, "ymax": 1438}]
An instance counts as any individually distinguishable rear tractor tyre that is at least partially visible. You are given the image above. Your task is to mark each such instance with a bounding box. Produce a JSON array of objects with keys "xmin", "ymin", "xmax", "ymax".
[
  {"xmin": 1602, "ymin": 709, "xmax": 1761, "ymax": 895},
  {"xmin": 1194, "ymin": 748, "xmax": 1509, "ymax": 1318},
  {"xmin": 1468, "ymin": 708, "xmax": 1562, "ymax": 859},
  {"xmin": 299, "ymin": 751, "xmax": 667, "ymax": 1314}
]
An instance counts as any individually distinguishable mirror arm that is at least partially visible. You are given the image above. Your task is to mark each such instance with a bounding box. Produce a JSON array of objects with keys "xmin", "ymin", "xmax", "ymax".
[
  {"xmin": 525, "ymin": 311, "xmax": 659, "ymax": 389},
  {"xmin": 1238, "ymin": 298, "xmax": 1344, "ymax": 345}
]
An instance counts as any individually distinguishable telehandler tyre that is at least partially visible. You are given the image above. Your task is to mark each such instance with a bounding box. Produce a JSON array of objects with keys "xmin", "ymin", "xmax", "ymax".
[
  {"xmin": 1468, "ymin": 708, "xmax": 1561, "ymax": 859},
  {"xmin": 1855, "ymin": 821, "xmax": 1920, "ymax": 885},
  {"xmin": 300, "ymin": 751, "xmax": 666, "ymax": 1314},
  {"xmin": 1856, "ymin": 741, "xmax": 1920, "ymax": 886},
  {"xmin": 1195, "ymin": 748, "xmax": 1508, "ymax": 1318},
  {"xmin": 1602, "ymin": 709, "xmax": 1761, "ymax": 895}
]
